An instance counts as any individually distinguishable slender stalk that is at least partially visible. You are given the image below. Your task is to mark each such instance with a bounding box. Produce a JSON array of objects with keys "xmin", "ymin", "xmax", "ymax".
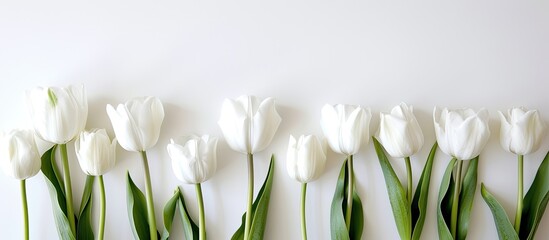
[
  {"xmin": 404, "ymin": 157, "xmax": 413, "ymax": 202},
  {"xmin": 244, "ymin": 153, "xmax": 254, "ymax": 240},
  {"xmin": 98, "ymin": 175, "xmax": 106, "ymax": 240},
  {"xmin": 195, "ymin": 183, "xmax": 206, "ymax": 240},
  {"xmin": 301, "ymin": 183, "xmax": 308, "ymax": 240},
  {"xmin": 450, "ymin": 159, "xmax": 464, "ymax": 238},
  {"xmin": 59, "ymin": 144, "xmax": 76, "ymax": 235},
  {"xmin": 140, "ymin": 151, "xmax": 158, "ymax": 240},
  {"xmin": 21, "ymin": 179, "xmax": 29, "ymax": 240},
  {"xmin": 345, "ymin": 155, "xmax": 354, "ymax": 229},
  {"xmin": 514, "ymin": 154, "xmax": 524, "ymax": 232}
]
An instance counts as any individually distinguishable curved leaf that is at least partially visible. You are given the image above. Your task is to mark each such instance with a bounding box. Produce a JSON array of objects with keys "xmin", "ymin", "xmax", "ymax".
[
  {"xmin": 330, "ymin": 160, "xmax": 349, "ymax": 240},
  {"xmin": 161, "ymin": 188, "xmax": 180, "ymax": 240},
  {"xmin": 437, "ymin": 158, "xmax": 456, "ymax": 240},
  {"xmin": 161, "ymin": 187, "xmax": 198, "ymax": 240},
  {"xmin": 373, "ymin": 137, "xmax": 411, "ymax": 240},
  {"xmin": 411, "ymin": 142, "xmax": 437, "ymax": 240},
  {"xmin": 481, "ymin": 184, "xmax": 519, "ymax": 240},
  {"xmin": 77, "ymin": 176, "xmax": 95, "ymax": 240},
  {"xmin": 458, "ymin": 157, "xmax": 478, "ymax": 240},
  {"xmin": 127, "ymin": 172, "xmax": 151, "ymax": 240},
  {"xmin": 178, "ymin": 188, "xmax": 199, "ymax": 240},
  {"xmin": 526, "ymin": 191, "xmax": 549, "ymax": 240},
  {"xmin": 522, "ymin": 151, "xmax": 549, "ymax": 240},
  {"xmin": 349, "ymin": 186, "xmax": 364, "ymax": 239}
]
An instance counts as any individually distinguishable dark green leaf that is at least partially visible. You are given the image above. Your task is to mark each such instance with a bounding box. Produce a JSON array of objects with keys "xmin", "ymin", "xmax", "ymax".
[
  {"xmin": 41, "ymin": 145, "xmax": 75, "ymax": 240},
  {"xmin": 522, "ymin": 151, "xmax": 549, "ymax": 240},
  {"xmin": 349, "ymin": 186, "xmax": 364, "ymax": 239},
  {"xmin": 411, "ymin": 142, "xmax": 437, "ymax": 240},
  {"xmin": 373, "ymin": 137, "xmax": 411, "ymax": 240},
  {"xmin": 162, "ymin": 188, "xmax": 179, "ymax": 240},
  {"xmin": 458, "ymin": 157, "xmax": 478, "ymax": 240},
  {"xmin": 526, "ymin": 191, "xmax": 549, "ymax": 240},
  {"xmin": 437, "ymin": 158, "xmax": 456, "ymax": 240},
  {"xmin": 481, "ymin": 184, "xmax": 519, "ymax": 240},
  {"xmin": 178, "ymin": 188, "xmax": 199, "ymax": 240},
  {"xmin": 330, "ymin": 160, "xmax": 350, "ymax": 240},
  {"xmin": 127, "ymin": 172, "xmax": 151, "ymax": 240},
  {"xmin": 77, "ymin": 176, "xmax": 95, "ymax": 240}
]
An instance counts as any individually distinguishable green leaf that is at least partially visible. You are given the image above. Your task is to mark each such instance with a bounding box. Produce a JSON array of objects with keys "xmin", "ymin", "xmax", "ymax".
[
  {"xmin": 330, "ymin": 160, "xmax": 350, "ymax": 240},
  {"xmin": 178, "ymin": 188, "xmax": 199, "ymax": 240},
  {"xmin": 373, "ymin": 137, "xmax": 411, "ymax": 240},
  {"xmin": 161, "ymin": 187, "xmax": 199, "ymax": 240},
  {"xmin": 231, "ymin": 156, "xmax": 276, "ymax": 240},
  {"xmin": 77, "ymin": 175, "xmax": 95, "ymax": 240},
  {"xmin": 349, "ymin": 186, "xmax": 364, "ymax": 239},
  {"xmin": 411, "ymin": 142, "xmax": 438, "ymax": 240},
  {"xmin": 127, "ymin": 172, "xmax": 151, "ymax": 240},
  {"xmin": 437, "ymin": 158, "xmax": 456, "ymax": 240},
  {"xmin": 457, "ymin": 157, "xmax": 478, "ymax": 240},
  {"xmin": 521, "ymin": 151, "xmax": 549, "ymax": 240},
  {"xmin": 41, "ymin": 145, "xmax": 75, "ymax": 240},
  {"xmin": 162, "ymin": 188, "xmax": 179, "ymax": 240},
  {"xmin": 480, "ymin": 184, "xmax": 519, "ymax": 240}
]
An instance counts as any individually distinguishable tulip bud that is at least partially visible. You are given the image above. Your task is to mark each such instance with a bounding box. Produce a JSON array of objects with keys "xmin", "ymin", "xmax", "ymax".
[
  {"xmin": 0, "ymin": 129, "xmax": 41, "ymax": 180},
  {"xmin": 377, "ymin": 103, "xmax": 424, "ymax": 158},
  {"xmin": 286, "ymin": 135, "xmax": 327, "ymax": 183},
  {"xmin": 320, "ymin": 104, "xmax": 371, "ymax": 155},
  {"xmin": 26, "ymin": 85, "xmax": 88, "ymax": 144},
  {"xmin": 75, "ymin": 129, "xmax": 117, "ymax": 176},
  {"xmin": 499, "ymin": 107, "xmax": 546, "ymax": 155},
  {"xmin": 106, "ymin": 96, "xmax": 164, "ymax": 152},
  {"xmin": 433, "ymin": 107, "xmax": 490, "ymax": 160},
  {"xmin": 218, "ymin": 95, "xmax": 281, "ymax": 154},
  {"xmin": 167, "ymin": 135, "xmax": 218, "ymax": 184}
]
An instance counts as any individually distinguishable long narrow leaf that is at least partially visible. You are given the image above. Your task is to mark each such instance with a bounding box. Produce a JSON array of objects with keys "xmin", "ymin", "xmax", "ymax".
[
  {"xmin": 330, "ymin": 160, "xmax": 350, "ymax": 240},
  {"xmin": 411, "ymin": 142, "xmax": 437, "ymax": 240},
  {"xmin": 521, "ymin": 151, "xmax": 549, "ymax": 239},
  {"xmin": 373, "ymin": 137, "xmax": 411, "ymax": 240},
  {"xmin": 458, "ymin": 157, "xmax": 478, "ymax": 240},
  {"xmin": 126, "ymin": 172, "xmax": 151, "ymax": 240},
  {"xmin": 178, "ymin": 187, "xmax": 199, "ymax": 240},
  {"xmin": 161, "ymin": 188, "xmax": 180, "ymax": 240},
  {"xmin": 480, "ymin": 184, "xmax": 519, "ymax": 240},
  {"xmin": 526, "ymin": 191, "xmax": 549, "ymax": 240},
  {"xmin": 349, "ymin": 188, "xmax": 364, "ymax": 239},
  {"xmin": 437, "ymin": 158, "xmax": 456, "ymax": 240},
  {"xmin": 77, "ymin": 176, "xmax": 95, "ymax": 240}
]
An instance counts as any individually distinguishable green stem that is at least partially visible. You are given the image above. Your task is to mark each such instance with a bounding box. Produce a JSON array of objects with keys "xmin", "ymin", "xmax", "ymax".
[
  {"xmin": 404, "ymin": 157, "xmax": 413, "ymax": 202},
  {"xmin": 450, "ymin": 159, "xmax": 463, "ymax": 238},
  {"xmin": 59, "ymin": 144, "xmax": 76, "ymax": 235},
  {"xmin": 98, "ymin": 175, "xmax": 106, "ymax": 240},
  {"xmin": 345, "ymin": 155, "xmax": 354, "ymax": 229},
  {"xmin": 301, "ymin": 183, "xmax": 308, "ymax": 240},
  {"xmin": 514, "ymin": 154, "xmax": 524, "ymax": 232},
  {"xmin": 21, "ymin": 179, "xmax": 29, "ymax": 240},
  {"xmin": 196, "ymin": 183, "xmax": 206, "ymax": 240},
  {"xmin": 244, "ymin": 153, "xmax": 254, "ymax": 240},
  {"xmin": 140, "ymin": 151, "xmax": 158, "ymax": 240}
]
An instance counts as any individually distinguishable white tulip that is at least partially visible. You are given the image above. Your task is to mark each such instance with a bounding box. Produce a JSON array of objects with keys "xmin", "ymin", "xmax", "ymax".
[
  {"xmin": 378, "ymin": 103, "xmax": 424, "ymax": 158},
  {"xmin": 26, "ymin": 85, "xmax": 88, "ymax": 144},
  {"xmin": 320, "ymin": 104, "xmax": 371, "ymax": 155},
  {"xmin": 286, "ymin": 135, "xmax": 327, "ymax": 183},
  {"xmin": 167, "ymin": 135, "xmax": 218, "ymax": 184},
  {"xmin": 0, "ymin": 129, "xmax": 41, "ymax": 180},
  {"xmin": 106, "ymin": 96, "xmax": 164, "ymax": 152},
  {"xmin": 433, "ymin": 107, "xmax": 490, "ymax": 160},
  {"xmin": 499, "ymin": 107, "xmax": 546, "ymax": 155},
  {"xmin": 218, "ymin": 95, "xmax": 281, "ymax": 154},
  {"xmin": 75, "ymin": 129, "xmax": 117, "ymax": 176}
]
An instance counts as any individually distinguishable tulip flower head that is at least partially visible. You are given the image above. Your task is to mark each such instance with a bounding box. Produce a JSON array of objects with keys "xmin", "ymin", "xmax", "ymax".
[
  {"xmin": 167, "ymin": 135, "xmax": 218, "ymax": 184},
  {"xmin": 499, "ymin": 107, "xmax": 546, "ymax": 155},
  {"xmin": 378, "ymin": 103, "xmax": 424, "ymax": 158},
  {"xmin": 320, "ymin": 104, "xmax": 371, "ymax": 155},
  {"xmin": 75, "ymin": 129, "xmax": 117, "ymax": 176},
  {"xmin": 0, "ymin": 129, "xmax": 41, "ymax": 180},
  {"xmin": 218, "ymin": 95, "xmax": 281, "ymax": 154},
  {"xmin": 433, "ymin": 107, "xmax": 490, "ymax": 161},
  {"xmin": 106, "ymin": 96, "xmax": 164, "ymax": 152},
  {"xmin": 26, "ymin": 85, "xmax": 88, "ymax": 144},
  {"xmin": 286, "ymin": 135, "xmax": 327, "ymax": 183}
]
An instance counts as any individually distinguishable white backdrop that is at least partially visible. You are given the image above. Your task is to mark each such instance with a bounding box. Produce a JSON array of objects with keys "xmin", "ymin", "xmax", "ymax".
[{"xmin": 1, "ymin": 1, "xmax": 549, "ymax": 239}]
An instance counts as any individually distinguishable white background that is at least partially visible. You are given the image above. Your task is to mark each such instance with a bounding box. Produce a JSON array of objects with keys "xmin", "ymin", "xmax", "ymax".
[{"xmin": 1, "ymin": 1, "xmax": 549, "ymax": 239}]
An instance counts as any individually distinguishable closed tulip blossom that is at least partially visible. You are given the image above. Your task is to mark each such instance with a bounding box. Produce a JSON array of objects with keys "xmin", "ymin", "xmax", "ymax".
[
  {"xmin": 106, "ymin": 96, "xmax": 164, "ymax": 240},
  {"xmin": 0, "ymin": 129, "xmax": 41, "ymax": 240},
  {"xmin": 218, "ymin": 95, "xmax": 281, "ymax": 240},
  {"xmin": 286, "ymin": 135, "xmax": 326, "ymax": 240},
  {"xmin": 75, "ymin": 129, "xmax": 116, "ymax": 240}
]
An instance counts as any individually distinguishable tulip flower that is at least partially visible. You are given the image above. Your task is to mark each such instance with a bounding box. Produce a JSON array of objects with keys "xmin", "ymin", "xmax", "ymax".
[
  {"xmin": 0, "ymin": 129, "xmax": 41, "ymax": 240},
  {"xmin": 498, "ymin": 107, "xmax": 546, "ymax": 232},
  {"xmin": 168, "ymin": 135, "xmax": 218, "ymax": 240},
  {"xmin": 26, "ymin": 84, "xmax": 88, "ymax": 235},
  {"xmin": 321, "ymin": 103, "xmax": 370, "ymax": 230},
  {"xmin": 286, "ymin": 135, "xmax": 326, "ymax": 240},
  {"xmin": 433, "ymin": 107, "xmax": 490, "ymax": 238},
  {"xmin": 75, "ymin": 129, "xmax": 117, "ymax": 240},
  {"xmin": 107, "ymin": 96, "xmax": 164, "ymax": 240},
  {"xmin": 218, "ymin": 95, "xmax": 281, "ymax": 240}
]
